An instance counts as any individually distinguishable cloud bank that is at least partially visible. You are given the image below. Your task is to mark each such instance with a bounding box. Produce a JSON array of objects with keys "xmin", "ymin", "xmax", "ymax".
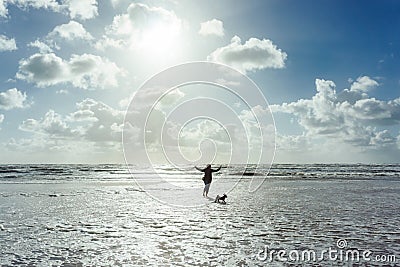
[
  {"xmin": 271, "ymin": 76, "xmax": 400, "ymax": 150},
  {"xmin": 15, "ymin": 98, "xmax": 124, "ymax": 154}
]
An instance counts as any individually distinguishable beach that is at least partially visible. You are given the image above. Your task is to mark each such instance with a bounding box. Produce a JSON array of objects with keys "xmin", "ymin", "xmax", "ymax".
[{"xmin": 0, "ymin": 164, "xmax": 399, "ymax": 266}]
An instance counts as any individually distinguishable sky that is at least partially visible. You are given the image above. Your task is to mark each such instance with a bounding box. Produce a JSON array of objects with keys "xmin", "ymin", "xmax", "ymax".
[{"xmin": 0, "ymin": 0, "xmax": 400, "ymax": 164}]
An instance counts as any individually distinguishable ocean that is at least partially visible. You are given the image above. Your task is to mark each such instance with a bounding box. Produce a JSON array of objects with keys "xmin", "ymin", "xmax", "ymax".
[{"xmin": 0, "ymin": 164, "xmax": 399, "ymax": 266}]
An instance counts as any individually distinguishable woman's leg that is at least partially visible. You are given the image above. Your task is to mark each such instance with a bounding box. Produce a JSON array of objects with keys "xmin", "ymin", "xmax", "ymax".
[{"xmin": 204, "ymin": 183, "xmax": 211, "ymax": 197}]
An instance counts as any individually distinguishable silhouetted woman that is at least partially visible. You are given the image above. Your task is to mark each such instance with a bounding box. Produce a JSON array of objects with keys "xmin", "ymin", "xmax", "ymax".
[{"xmin": 195, "ymin": 164, "xmax": 222, "ymax": 197}]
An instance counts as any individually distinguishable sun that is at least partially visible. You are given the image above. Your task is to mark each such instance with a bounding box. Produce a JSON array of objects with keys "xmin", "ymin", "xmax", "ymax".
[{"xmin": 136, "ymin": 19, "xmax": 183, "ymax": 59}]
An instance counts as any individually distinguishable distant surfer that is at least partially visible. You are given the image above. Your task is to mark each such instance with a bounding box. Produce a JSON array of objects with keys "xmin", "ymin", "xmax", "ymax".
[{"xmin": 195, "ymin": 164, "xmax": 222, "ymax": 197}]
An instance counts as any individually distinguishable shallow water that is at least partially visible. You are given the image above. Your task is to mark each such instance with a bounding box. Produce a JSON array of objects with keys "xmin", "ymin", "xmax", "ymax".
[{"xmin": 0, "ymin": 164, "xmax": 399, "ymax": 266}]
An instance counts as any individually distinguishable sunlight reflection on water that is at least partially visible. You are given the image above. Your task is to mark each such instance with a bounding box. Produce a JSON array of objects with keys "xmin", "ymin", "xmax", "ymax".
[{"xmin": 0, "ymin": 164, "xmax": 399, "ymax": 266}]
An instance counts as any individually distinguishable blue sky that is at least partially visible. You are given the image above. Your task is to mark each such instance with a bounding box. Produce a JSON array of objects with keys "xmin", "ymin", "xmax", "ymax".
[{"xmin": 0, "ymin": 0, "xmax": 399, "ymax": 163}]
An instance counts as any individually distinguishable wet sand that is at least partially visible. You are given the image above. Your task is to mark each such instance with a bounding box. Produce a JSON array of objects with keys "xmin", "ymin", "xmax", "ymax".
[{"xmin": 1, "ymin": 177, "xmax": 399, "ymax": 266}]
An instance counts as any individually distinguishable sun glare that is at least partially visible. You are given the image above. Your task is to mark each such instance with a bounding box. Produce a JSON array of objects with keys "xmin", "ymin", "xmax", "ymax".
[{"xmin": 137, "ymin": 20, "xmax": 182, "ymax": 59}]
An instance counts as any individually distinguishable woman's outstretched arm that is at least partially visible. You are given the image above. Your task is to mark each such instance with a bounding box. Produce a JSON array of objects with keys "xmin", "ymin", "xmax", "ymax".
[
  {"xmin": 195, "ymin": 166, "xmax": 204, "ymax": 172},
  {"xmin": 212, "ymin": 165, "xmax": 222, "ymax": 172}
]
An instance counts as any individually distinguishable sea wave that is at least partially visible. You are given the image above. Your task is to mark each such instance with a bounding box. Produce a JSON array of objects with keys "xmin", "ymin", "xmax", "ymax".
[{"xmin": 0, "ymin": 164, "xmax": 399, "ymax": 183}]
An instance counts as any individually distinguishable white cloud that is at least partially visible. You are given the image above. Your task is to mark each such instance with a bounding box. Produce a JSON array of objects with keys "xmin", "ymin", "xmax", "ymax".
[
  {"xmin": 14, "ymin": 0, "xmax": 60, "ymax": 10},
  {"xmin": 63, "ymin": 0, "xmax": 98, "ymax": 20},
  {"xmin": 29, "ymin": 21, "xmax": 93, "ymax": 53},
  {"xmin": 70, "ymin": 98, "xmax": 124, "ymax": 142},
  {"xmin": 110, "ymin": 0, "xmax": 123, "ymax": 8},
  {"xmin": 0, "ymin": 114, "xmax": 4, "ymax": 123},
  {"xmin": 129, "ymin": 86, "xmax": 185, "ymax": 110},
  {"xmin": 17, "ymin": 53, "xmax": 65, "ymax": 85},
  {"xmin": 0, "ymin": 0, "xmax": 61, "ymax": 18},
  {"xmin": 179, "ymin": 120, "xmax": 230, "ymax": 146},
  {"xmin": 350, "ymin": 76, "xmax": 379, "ymax": 92},
  {"xmin": 19, "ymin": 98, "xmax": 124, "ymax": 143},
  {"xmin": 174, "ymin": 105, "xmax": 275, "ymax": 164},
  {"xmin": 19, "ymin": 109, "xmax": 79, "ymax": 138},
  {"xmin": 48, "ymin": 20, "xmax": 93, "ymax": 41},
  {"xmin": 68, "ymin": 109, "xmax": 96, "ymax": 122},
  {"xmin": 276, "ymin": 133, "xmax": 311, "ymax": 152},
  {"xmin": 56, "ymin": 89, "xmax": 69, "ymax": 94},
  {"xmin": 17, "ymin": 53, "xmax": 123, "ymax": 89},
  {"xmin": 348, "ymin": 98, "xmax": 391, "ymax": 120},
  {"xmin": 94, "ymin": 36, "xmax": 124, "ymax": 51},
  {"xmin": 199, "ymin": 19, "xmax": 224, "ymax": 37},
  {"xmin": 6, "ymin": 136, "xmax": 72, "ymax": 152},
  {"xmin": 272, "ymin": 77, "xmax": 400, "ymax": 149},
  {"xmin": 0, "ymin": 0, "xmax": 7, "ymax": 17},
  {"xmin": 0, "ymin": 0, "xmax": 97, "ymax": 20},
  {"xmin": 370, "ymin": 129, "xmax": 396, "ymax": 147},
  {"xmin": 208, "ymin": 36, "xmax": 287, "ymax": 73},
  {"xmin": 10, "ymin": 99, "xmax": 126, "ymax": 162},
  {"xmin": 238, "ymin": 105, "xmax": 276, "ymax": 150},
  {"xmin": 0, "ymin": 88, "xmax": 28, "ymax": 110},
  {"xmin": 0, "ymin": 34, "xmax": 17, "ymax": 52},
  {"xmin": 98, "ymin": 2, "xmax": 182, "ymax": 50},
  {"xmin": 154, "ymin": 89, "xmax": 185, "ymax": 111},
  {"xmin": 106, "ymin": 3, "xmax": 181, "ymax": 36},
  {"xmin": 28, "ymin": 40, "xmax": 53, "ymax": 53},
  {"xmin": 118, "ymin": 96, "xmax": 131, "ymax": 109}
]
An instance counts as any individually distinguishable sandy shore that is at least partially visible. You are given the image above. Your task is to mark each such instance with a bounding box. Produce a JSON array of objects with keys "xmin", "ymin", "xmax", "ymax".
[{"xmin": 0, "ymin": 177, "xmax": 399, "ymax": 266}]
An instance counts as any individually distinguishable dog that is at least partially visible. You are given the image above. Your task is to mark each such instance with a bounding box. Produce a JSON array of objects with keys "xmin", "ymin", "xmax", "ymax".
[{"xmin": 214, "ymin": 193, "xmax": 227, "ymax": 204}]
